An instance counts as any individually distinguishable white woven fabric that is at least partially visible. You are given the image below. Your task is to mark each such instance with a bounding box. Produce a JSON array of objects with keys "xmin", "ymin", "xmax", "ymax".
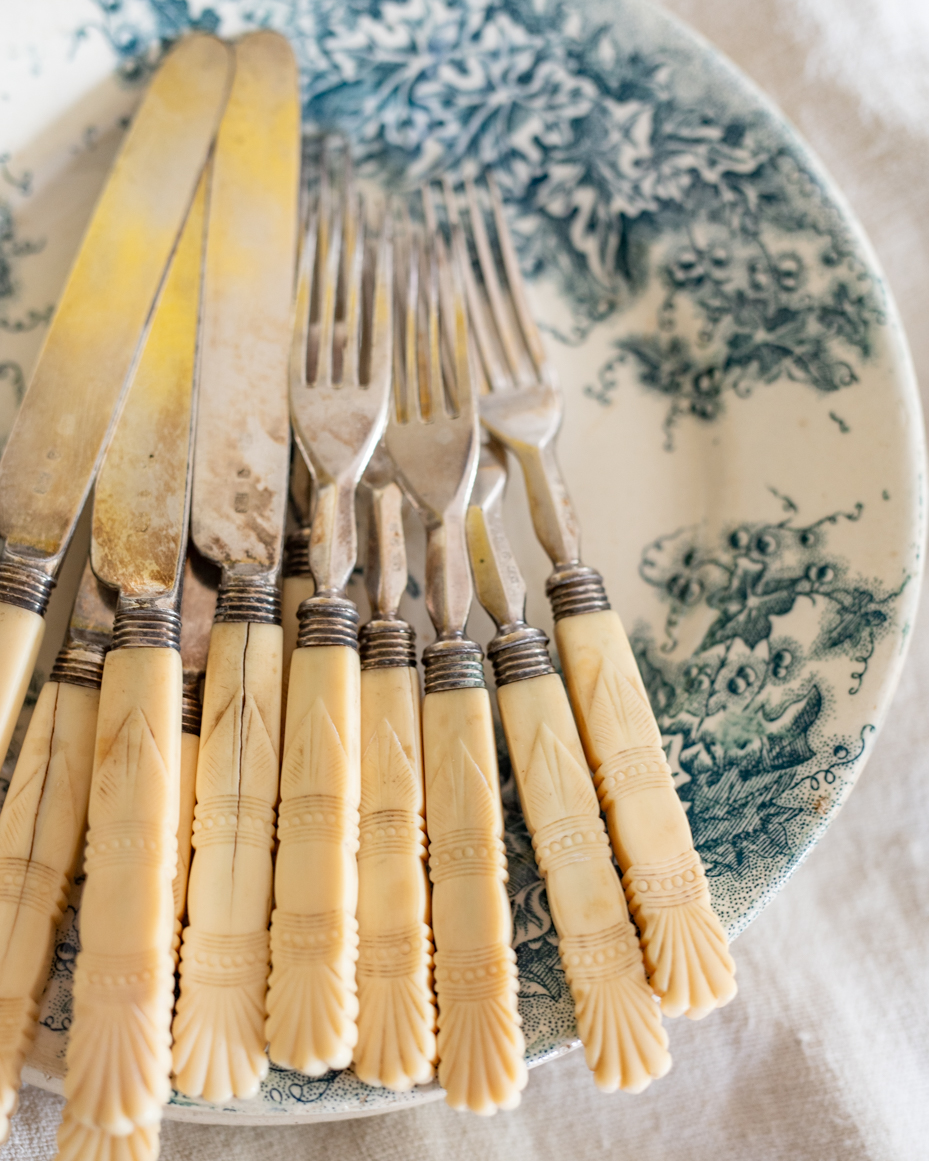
[{"xmin": 4, "ymin": 0, "xmax": 929, "ymax": 1156}]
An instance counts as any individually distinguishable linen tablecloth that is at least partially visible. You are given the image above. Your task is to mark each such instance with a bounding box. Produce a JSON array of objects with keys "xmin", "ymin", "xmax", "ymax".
[{"xmin": 3, "ymin": 0, "xmax": 928, "ymax": 1156}]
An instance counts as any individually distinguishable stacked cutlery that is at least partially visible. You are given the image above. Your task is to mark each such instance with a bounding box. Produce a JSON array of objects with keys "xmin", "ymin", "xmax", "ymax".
[{"xmin": 0, "ymin": 32, "xmax": 744, "ymax": 1139}]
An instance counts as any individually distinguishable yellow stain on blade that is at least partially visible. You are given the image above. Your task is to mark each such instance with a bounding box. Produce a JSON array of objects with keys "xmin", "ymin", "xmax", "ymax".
[
  {"xmin": 191, "ymin": 30, "xmax": 300, "ymax": 571},
  {"xmin": 0, "ymin": 35, "xmax": 231, "ymax": 559},
  {"xmin": 91, "ymin": 173, "xmax": 208, "ymax": 599}
]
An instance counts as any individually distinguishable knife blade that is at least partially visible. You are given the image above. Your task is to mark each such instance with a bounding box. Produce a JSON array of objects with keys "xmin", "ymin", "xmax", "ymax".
[
  {"xmin": 0, "ymin": 33, "xmax": 231, "ymax": 769},
  {"xmin": 172, "ymin": 29, "xmax": 300, "ymax": 1105},
  {"xmin": 0, "ymin": 557, "xmax": 115, "ymax": 1143},
  {"xmin": 55, "ymin": 172, "xmax": 207, "ymax": 1161}
]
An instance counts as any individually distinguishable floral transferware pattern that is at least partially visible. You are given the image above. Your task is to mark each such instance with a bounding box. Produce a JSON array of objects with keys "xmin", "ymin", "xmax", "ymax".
[{"xmin": 2, "ymin": 0, "xmax": 923, "ymax": 1124}]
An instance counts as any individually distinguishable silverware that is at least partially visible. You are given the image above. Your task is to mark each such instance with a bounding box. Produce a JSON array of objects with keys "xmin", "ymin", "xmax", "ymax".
[
  {"xmin": 172, "ymin": 30, "xmax": 301, "ymax": 1104},
  {"xmin": 0, "ymin": 556, "xmax": 114, "ymax": 1142},
  {"xmin": 467, "ymin": 439, "xmax": 670, "ymax": 1092},
  {"xmin": 385, "ymin": 192, "xmax": 526, "ymax": 1114},
  {"xmin": 0, "ymin": 35, "xmax": 231, "ymax": 768},
  {"xmin": 268, "ymin": 151, "xmax": 392, "ymax": 1075},
  {"xmin": 453, "ymin": 175, "xmax": 736, "ymax": 1021},
  {"xmin": 56, "ymin": 172, "xmax": 206, "ymax": 1161},
  {"xmin": 353, "ymin": 441, "xmax": 436, "ymax": 1090}
]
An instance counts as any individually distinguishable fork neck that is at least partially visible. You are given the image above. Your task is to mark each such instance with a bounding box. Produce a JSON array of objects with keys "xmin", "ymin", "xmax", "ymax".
[
  {"xmin": 308, "ymin": 477, "xmax": 359, "ymax": 596},
  {"xmin": 423, "ymin": 514, "xmax": 474, "ymax": 643}
]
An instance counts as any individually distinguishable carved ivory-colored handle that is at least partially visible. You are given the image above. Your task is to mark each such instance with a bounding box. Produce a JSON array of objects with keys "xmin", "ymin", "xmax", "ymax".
[
  {"xmin": 423, "ymin": 685, "xmax": 526, "ymax": 1114},
  {"xmin": 0, "ymin": 603, "xmax": 45, "ymax": 768},
  {"xmin": 172, "ymin": 622, "xmax": 281, "ymax": 1102},
  {"xmin": 554, "ymin": 609, "xmax": 737, "ymax": 1019},
  {"xmin": 497, "ymin": 672, "xmax": 670, "ymax": 1092},
  {"xmin": 354, "ymin": 664, "xmax": 436, "ymax": 1090},
  {"xmin": 267, "ymin": 644, "xmax": 360, "ymax": 1075},
  {"xmin": 0, "ymin": 681, "xmax": 98, "ymax": 1142},
  {"xmin": 55, "ymin": 647, "xmax": 181, "ymax": 1160}
]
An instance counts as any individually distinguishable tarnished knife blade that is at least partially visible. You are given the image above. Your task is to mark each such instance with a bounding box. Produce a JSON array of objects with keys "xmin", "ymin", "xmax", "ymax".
[
  {"xmin": 191, "ymin": 31, "xmax": 300, "ymax": 575},
  {"xmin": 91, "ymin": 174, "xmax": 208, "ymax": 604},
  {"xmin": 0, "ymin": 36, "xmax": 231, "ymax": 567}
]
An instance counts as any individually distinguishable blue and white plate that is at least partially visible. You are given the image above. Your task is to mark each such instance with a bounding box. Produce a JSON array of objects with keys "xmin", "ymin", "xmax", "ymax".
[{"xmin": 1, "ymin": 0, "xmax": 924, "ymax": 1125}]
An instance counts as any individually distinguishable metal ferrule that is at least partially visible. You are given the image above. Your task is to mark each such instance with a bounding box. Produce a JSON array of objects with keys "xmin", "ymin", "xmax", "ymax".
[
  {"xmin": 297, "ymin": 593, "xmax": 360, "ymax": 650},
  {"xmin": 546, "ymin": 564, "xmax": 611, "ymax": 620},
  {"xmin": 111, "ymin": 606, "xmax": 182, "ymax": 651},
  {"xmin": 422, "ymin": 636, "xmax": 486, "ymax": 695},
  {"xmin": 182, "ymin": 669, "xmax": 203, "ymax": 735},
  {"xmin": 49, "ymin": 642, "xmax": 107, "ymax": 690},
  {"xmin": 214, "ymin": 576, "xmax": 282, "ymax": 625},
  {"xmin": 283, "ymin": 526, "xmax": 313, "ymax": 579},
  {"xmin": 0, "ymin": 557, "xmax": 55, "ymax": 617},
  {"xmin": 359, "ymin": 618, "xmax": 416, "ymax": 670},
  {"xmin": 487, "ymin": 624, "xmax": 555, "ymax": 687}
]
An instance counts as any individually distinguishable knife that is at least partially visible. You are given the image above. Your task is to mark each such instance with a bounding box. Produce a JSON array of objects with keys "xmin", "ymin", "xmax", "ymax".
[
  {"xmin": 0, "ymin": 557, "xmax": 114, "ymax": 1143},
  {"xmin": 171, "ymin": 30, "xmax": 300, "ymax": 1104},
  {"xmin": 54, "ymin": 172, "xmax": 206, "ymax": 1161},
  {"xmin": 0, "ymin": 34, "xmax": 231, "ymax": 768},
  {"xmin": 175, "ymin": 547, "xmax": 218, "ymax": 953}
]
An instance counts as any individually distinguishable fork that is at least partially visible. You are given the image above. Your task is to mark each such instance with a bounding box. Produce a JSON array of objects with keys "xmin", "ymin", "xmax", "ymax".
[
  {"xmin": 453, "ymin": 175, "xmax": 737, "ymax": 1022},
  {"xmin": 266, "ymin": 156, "xmax": 392, "ymax": 1075},
  {"xmin": 466, "ymin": 438, "xmax": 670, "ymax": 1093},
  {"xmin": 385, "ymin": 193, "xmax": 527, "ymax": 1114},
  {"xmin": 352, "ymin": 441, "xmax": 437, "ymax": 1090}
]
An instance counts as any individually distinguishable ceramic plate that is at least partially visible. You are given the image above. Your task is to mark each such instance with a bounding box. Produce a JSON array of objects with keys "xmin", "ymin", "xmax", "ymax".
[{"xmin": 1, "ymin": 0, "xmax": 924, "ymax": 1126}]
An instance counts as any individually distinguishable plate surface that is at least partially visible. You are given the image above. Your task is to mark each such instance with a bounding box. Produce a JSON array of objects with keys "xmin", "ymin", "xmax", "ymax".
[{"xmin": 1, "ymin": 0, "xmax": 924, "ymax": 1125}]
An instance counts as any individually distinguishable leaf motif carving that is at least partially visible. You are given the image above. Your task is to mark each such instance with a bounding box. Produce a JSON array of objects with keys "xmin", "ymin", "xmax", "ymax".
[
  {"xmin": 197, "ymin": 690, "xmax": 278, "ymax": 801},
  {"xmin": 90, "ymin": 708, "xmax": 168, "ymax": 826},
  {"xmin": 281, "ymin": 698, "xmax": 350, "ymax": 800},
  {"xmin": 360, "ymin": 720, "xmax": 418, "ymax": 817},
  {"xmin": 586, "ymin": 660, "xmax": 661, "ymax": 755},
  {"xmin": 426, "ymin": 742, "xmax": 496, "ymax": 841},
  {"xmin": 522, "ymin": 724, "xmax": 598, "ymax": 831}
]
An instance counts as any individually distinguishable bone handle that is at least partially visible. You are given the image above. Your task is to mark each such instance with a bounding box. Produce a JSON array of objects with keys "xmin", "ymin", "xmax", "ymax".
[
  {"xmin": 0, "ymin": 681, "xmax": 98, "ymax": 1142},
  {"xmin": 497, "ymin": 673, "xmax": 670, "ymax": 1092},
  {"xmin": 0, "ymin": 604, "xmax": 45, "ymax": 768},
  {"xmin": 354, "ymin": 664, "xmax": 436, "ymax": 1091},
  {"xmin": 172, "ymin": 622, "xmax": 281, "ymax": 1102},
  {"xmin": 55, "ymin": 648, "xmax": 181, "ymax": 1158},
  {"xmin": 267, "ymin": 644, "xmax": 360, "ymax": 1076},
  {"xmin": 554, "ymin": 609, "xmax": 737, "ymax": 1019},
  {"xmin": 422, "ymin": 685, "xmax": 526, "ymax": 1114},
  {"xmin": 281, "ymin": 574, "xmax": 314, "ymax": 718}
]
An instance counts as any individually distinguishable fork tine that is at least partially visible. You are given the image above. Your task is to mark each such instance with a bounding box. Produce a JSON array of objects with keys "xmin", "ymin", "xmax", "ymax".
[
  {"xmin": 391, "ymin": 203, "xmax": 421, "ymax": 425},
  {"xmin": 367, "ymin": 195, "xmax": 392, "ymax": 395},
  {"xmin": 441, "ymin": 182, "xmax": 474, "ymax": 423},
  {"xmin": 485, "ymin": 171, "xmax": 548, "ymax": 378},
  {"xmin": 341, "ymin": 184, "xmax": 365, "ymax": 388},
  {"xmin": 419, "ymin": 185, "xmax": 445, "ymax": 421},
  {"xmin": 443, "ymin": 182, "xmax": 507, "ymax": 397},
  {"xmin": 463, "ymin": 178, "xmax": 533, "ymax": 389},
  {"xmin": 314, "ymin": 167, "xmax": 343, "ymax": 388},
  {"xmin": 291, "ymin": 204, "xmax": 318, "ymax": 399}
]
